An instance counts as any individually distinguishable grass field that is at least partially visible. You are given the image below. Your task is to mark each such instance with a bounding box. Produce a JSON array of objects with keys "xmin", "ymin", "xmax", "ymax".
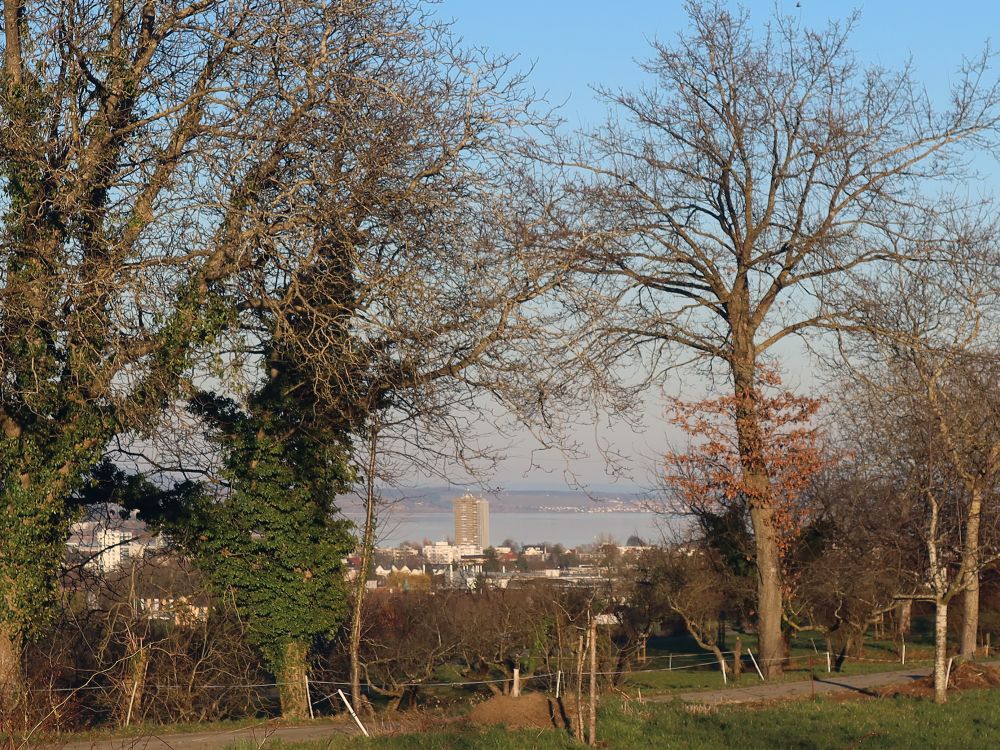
[
  {"xmin": 609, "ymin": 629, "xmax": 932, "ymax": 693},
  {"xmin": 262, "ymin": 689, "xmax": 1000, "ymax": 750}
]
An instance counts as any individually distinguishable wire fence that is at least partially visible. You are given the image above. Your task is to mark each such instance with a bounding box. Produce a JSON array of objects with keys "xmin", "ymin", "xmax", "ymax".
[{"xmin": 23, "ymin": 643, "xmax": 938, "ymax": 701}]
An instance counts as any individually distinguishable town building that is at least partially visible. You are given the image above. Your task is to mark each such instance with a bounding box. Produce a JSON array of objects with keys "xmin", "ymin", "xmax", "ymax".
[
  {"xmin": 453, "ymin": 493, "xmax": 489, "ymax": 548},
  {"xmin": 422, "ymin": 541, "xmax": 482, "ymax": 564},
  {"xmin": 67, "ymin": 519, "xmax": 164, "ymax": 573}
]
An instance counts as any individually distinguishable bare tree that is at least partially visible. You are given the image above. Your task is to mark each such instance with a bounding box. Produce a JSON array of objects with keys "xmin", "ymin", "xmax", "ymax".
[
  {"xmin": 791, "ymin": 464, "xmax": 918, "ymax": 665},
  {"xmin": 635, "ymin": 546, "xmax": 736, "ymax": 678},
  {"xmin": 560, "ymin": 0, "xmax": 1000, "ymax": 675},
  {"xmin": 837, "ymin": 245, "xmax": 1000, "ymax": 702},
  {"xmin": 24, "ymin": 551, "xmax": 268, "ymax": 732},
  {"xmin": 105, "ymin": 0, "xmax": 573, "ymax": 711}
]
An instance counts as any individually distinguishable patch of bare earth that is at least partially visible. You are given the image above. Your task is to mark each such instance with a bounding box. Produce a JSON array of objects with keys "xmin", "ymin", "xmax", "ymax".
[
  {"xmin": 468, "ymin": 692, "xmax": 576, "ymax": 731},
  {"xmin": 880, "ymin": 662, "xmax": 1000, "ymax": 698}
]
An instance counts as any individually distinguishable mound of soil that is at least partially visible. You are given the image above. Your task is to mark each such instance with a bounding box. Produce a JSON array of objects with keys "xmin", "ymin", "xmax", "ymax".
[
  {"xmin": 468, "ymin": 692, "xmax": 576, "ymax": 731},
  {"xmin": 882, "ymin": 662, "xmax": 1000, "ymax": 698}
]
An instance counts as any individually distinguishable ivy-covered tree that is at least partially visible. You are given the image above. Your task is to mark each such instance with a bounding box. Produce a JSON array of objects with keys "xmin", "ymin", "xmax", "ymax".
[
  {"xmin": 0, "ymin": 0, "xmax": 559, "ymax": 708},
  {"xmin": 0, "ymin": 0, "xmax": 263, "ymax": 700},
  {"xmin": 143, "ymin": 361, "xmax": 354, "ymax": 719},
  {"xmin": 0, "ymin": 0, "xmax": 415, "ymax": 702}
]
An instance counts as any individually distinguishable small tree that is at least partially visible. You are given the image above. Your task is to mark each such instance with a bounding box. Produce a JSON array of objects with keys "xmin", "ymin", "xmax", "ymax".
[
  {"xmin": 642, "ymin": 546, "xmax": 736, "ymax": 677},
  {"xmin": 664, "ymin": 376, "xmax": 826, "ymax": 673},
  {"xmin": 839, "ymin": 255, "xmax": 1000, "ymax": 702},
  {"xmin": 790, "ymin": 467, "xmax": 916, "ymax": 664}
]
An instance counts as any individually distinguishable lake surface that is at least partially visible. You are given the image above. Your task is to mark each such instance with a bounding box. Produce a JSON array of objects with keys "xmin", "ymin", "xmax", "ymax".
[{"xmin": 350, "ymin": 511, "xmax": 671, "ymax": 548}]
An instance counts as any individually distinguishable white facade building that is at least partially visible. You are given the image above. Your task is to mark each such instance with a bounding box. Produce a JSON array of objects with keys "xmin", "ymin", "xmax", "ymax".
[
  {"xmin": 423, "ymin": 541, "xmax": 482, "ymax": 564},
  {"xmin": 68, "ymin": 520, "xmax": 163, "ymax": 573}
]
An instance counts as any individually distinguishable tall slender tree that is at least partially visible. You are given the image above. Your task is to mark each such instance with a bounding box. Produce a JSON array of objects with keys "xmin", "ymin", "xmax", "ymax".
[{"xmin": 838, "ymin": 251, "xmax": 1000, "ymax": 701}]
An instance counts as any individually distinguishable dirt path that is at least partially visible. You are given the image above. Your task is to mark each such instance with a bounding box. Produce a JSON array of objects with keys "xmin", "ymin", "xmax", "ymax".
[
  {"xmin": 29, "ymin": 720, "xmax": 358, "ymax": 750},
  {"xmin": 661, "ymin": 666, "xmax": 935, "ymax": 705}
]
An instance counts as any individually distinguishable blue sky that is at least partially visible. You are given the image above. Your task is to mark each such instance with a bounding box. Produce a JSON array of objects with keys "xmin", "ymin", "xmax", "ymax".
[
  {"xmin": 435, "ymin": 1, "xmax": 998, "ymax": 128},
  {"xmin": 425, "ymin": 1, "xmax": 999, "ymax": 491}
]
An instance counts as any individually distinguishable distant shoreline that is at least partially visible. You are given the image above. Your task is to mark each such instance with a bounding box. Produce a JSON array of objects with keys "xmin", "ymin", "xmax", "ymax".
[
  {"xmin": 398, "ymin": 507, "xmax": 663, "ymax": 514},
  {"xmin": 352, "ymin": 509, "xmax": 670, "ymax": 548},
  {"xmin": 336, "ymin": 488, "xmax": 671, "ymax": 521}
]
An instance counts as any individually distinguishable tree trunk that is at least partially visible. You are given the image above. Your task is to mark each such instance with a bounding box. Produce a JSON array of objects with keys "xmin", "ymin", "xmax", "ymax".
[
  {"xmin": 749, "ymin": 502, "xmax": 784, "ymax": 677},
  {"xmin": 846, "ymin": 630, "xmax": 861, "ymax": 659},
  {"xmin": 3, "ymin": 0, "xmax": 24, "ymax": 86},
  {"xmin": 348, "ymin": 574, "xmax": 369, "ymax": 713},
  {"xmin": 732, "ymin": 352, "xmax": 784, "ymax": 678},
  {"xmin": 349, "ymin": 499, "xmax": 376, "ymax": 712},
  {"xmin": 897, "ymin": 600, "xmax": 912, "ymax": 639},
  {"xmin": 121, "ymin": 643, "xmax": 149, "ymax": 728},
  {"xmin": 278, "ymin": 641, "xmax": 310, "ymax": 720},
  {"xmin": 0, "ymin": 625, "xmax": 23, "ymax": 712},
  {"xmin": 960, "ymin": 487, "xmax": 983, "ymax": 660},
  {"xmin": 933, "ymin": 600, "xmax": 949, "ymax": 705},
  {"xmin": 732, "ymin": 636, "xmax": 742, "ymax": 678},
  {"xmin": 961, "ymin": 581, "xmax": 980, "ymax": 661},
  {"xmin": 574, "ymin": 633, "xmax": 585, "ymax": 743},
  {"xmin": 350, "ymin": 423, "xmax": 380, "ymax": 714}
]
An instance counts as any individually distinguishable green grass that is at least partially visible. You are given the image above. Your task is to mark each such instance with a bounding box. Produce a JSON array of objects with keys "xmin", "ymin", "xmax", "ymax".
[
  {"xmin": 622, "ymin": 651, "xmax": 927, "ymax": 693},
  {"xmin": 260, "ymin": 689, "xmax": 1000, "ymax": 750},
  {"xmin": 612, "ymin": 629, "xmax": 932, "ymax": 694}
]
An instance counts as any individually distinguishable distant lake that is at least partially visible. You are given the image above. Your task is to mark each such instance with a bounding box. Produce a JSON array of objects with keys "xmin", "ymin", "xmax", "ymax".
[{"xmin": 347, "ymin": 511, "xmax": 671, "ymax": 548}]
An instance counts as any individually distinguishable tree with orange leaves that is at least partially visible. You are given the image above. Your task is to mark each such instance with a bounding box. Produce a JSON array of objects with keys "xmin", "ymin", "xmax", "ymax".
[{"xmin": 663, "ymin": 373, "xmax": 827, "ymax": 672}]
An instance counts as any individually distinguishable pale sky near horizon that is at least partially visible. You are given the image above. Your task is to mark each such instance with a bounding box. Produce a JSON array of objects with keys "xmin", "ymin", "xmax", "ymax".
[{"xmin": 416, "ymin": 1, "xmax": 1000, "ymax": 493}]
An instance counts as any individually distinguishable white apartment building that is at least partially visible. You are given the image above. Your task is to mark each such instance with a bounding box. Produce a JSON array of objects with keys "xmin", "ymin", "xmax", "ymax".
[
  {"xmin": 422, "ymin": 541, "xmax": 482, "ymax": 564},
  {"xmin": 68, "ymin": 520, "xmax": 163, "ymax": 573}
]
